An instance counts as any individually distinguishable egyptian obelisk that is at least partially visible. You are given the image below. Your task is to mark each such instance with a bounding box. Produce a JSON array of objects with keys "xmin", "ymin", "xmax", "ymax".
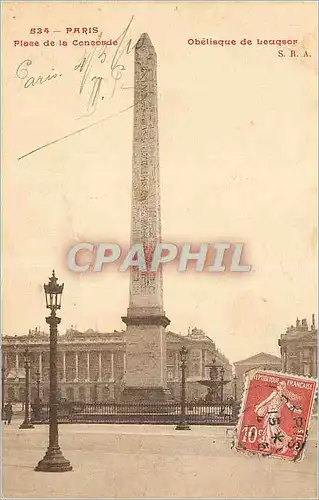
[{"xmin": 121, "ymin": 33, "xmax": 171, "ymax": 401}]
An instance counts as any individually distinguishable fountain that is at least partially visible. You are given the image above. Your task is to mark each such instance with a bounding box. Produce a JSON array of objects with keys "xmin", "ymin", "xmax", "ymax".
[{"xmin": 198, "ymin": 359, "xmax": 231, "ymax": 406}]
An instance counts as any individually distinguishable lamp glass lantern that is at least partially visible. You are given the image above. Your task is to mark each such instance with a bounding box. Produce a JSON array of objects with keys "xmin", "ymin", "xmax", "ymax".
[
  {"xmin": 24, "ymin": 348, "xmax": 31, "ymax": 368},
  {"xmin": 44, "ymin": 270, "xmax": 64, "ymax": 310},
  {"xmin": 180, "ymin": 346, "xmax": 188, "ymax": 363}
]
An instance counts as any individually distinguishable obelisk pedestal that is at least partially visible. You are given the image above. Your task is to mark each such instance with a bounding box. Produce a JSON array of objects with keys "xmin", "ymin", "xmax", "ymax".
[
  {"xmin": 121, "ymin": 311, "xmax": 172, "ymax": 402},
  {"xmin": 121, "ymin": 33, "xmax": 172, "ymax": 402}
]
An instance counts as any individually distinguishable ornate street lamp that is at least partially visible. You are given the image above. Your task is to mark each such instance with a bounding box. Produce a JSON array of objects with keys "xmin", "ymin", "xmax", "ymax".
[
  {"xmin": 35, "ymin": 271, "xmax": 72, "ymax": 473},
  {"xmin": 94, "ymin": 376, "xmax": 99, "ymax": 403},
  {"xmin": 220, "ymin": 366, "xmax": 225, "ymax": 414},
  {"xmin": 233, "ymin": 375, "xmax": 238, "ymax": 402},
  {"xmin": 19, "ymin": 348, "xmax": 34, "ymax": 429},
  {"xmin": 176, "ymin": 346, "xmax": 191, "ymax": 431},
  {"xmin": 2, "ymin": 364, "xmax": 5, "ymax": 417},
  {"xmin": 33, "ymin": 369, "xmax": 41, "ymax": 420},
  {"xmin": 35, "ymin": 370, "xmax": 41, "ymax": 403}
]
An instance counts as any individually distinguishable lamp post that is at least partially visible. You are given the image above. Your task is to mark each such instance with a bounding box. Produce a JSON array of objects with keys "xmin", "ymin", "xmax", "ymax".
[
  {"xmin": 233, "ymin": 375, "xmax": 238, "ymax": 402},
  {"xmin": 35, "ymin": 270, "xmax": 72, "ymax": 472},
  {"xmin": 2, "ymin": 364, "xmax": 5, "ymax": 418},
  {"xmin": 94, "ymin": 376, "xmax": 99, "ymax": 403},
  {"xmin": 19, "ymin": 348, "xmax": 34, "ymax": 429},
  {"xmin": 220, "ymin": 366, "xmax": 225, "ymax": 415},
  {"xmin": 34, "ymin": 370, "xmax": 41, "ymax": 419},
  {"xmin": 176, "ymin": 346, "xmax": 191, "ymax": 431},
  {"xmin": 35, "ymin": 370, "xmax": 41, "ymax": 403}
]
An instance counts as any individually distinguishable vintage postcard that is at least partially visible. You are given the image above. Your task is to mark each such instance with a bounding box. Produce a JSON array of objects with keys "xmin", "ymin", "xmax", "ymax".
[{"xmin": 1, "ymin": 1, "xmax": 317, "ymax": 499}]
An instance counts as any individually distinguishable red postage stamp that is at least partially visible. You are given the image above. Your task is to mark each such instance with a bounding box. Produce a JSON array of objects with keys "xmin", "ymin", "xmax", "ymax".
[{"xmin": 235, "ymin": 370, "xmax": 317, "ymax": 461}]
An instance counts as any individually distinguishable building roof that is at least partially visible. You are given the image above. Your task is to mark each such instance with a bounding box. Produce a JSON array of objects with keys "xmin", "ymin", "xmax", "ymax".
[
  {"xmin": 280, "ymin": 330, "xmax": 317, "ymax": 342},
  {"xmin": 234, "ymin": 352, "xmax": 281, "ymax": 366},
  {"xmin": 3, "ymin": 327, "xmax": 231, "ymax": 365}
]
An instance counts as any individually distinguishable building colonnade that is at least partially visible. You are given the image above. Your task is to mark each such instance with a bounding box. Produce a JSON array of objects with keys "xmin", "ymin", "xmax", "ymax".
[{"xmin": 3, "ymin": 344, "xmax": 233, "ymax": 403}]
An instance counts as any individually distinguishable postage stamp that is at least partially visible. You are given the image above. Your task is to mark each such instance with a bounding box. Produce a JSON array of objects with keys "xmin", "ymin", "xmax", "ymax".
[{"xmin": 235, "ymin": 369, "xmax": 317, "ymax": 461}]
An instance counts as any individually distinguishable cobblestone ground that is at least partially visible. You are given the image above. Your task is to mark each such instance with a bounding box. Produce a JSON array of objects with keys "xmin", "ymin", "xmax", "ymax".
[{"xmin": 2, "ymin": 420, "xmax": 317, "ymax": 498}]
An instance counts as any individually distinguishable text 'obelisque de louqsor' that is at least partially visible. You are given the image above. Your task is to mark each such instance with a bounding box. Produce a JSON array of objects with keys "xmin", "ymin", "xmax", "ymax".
[{"xmin": 121, "ymin": 33, "xmax": 171, "ymax": 401}]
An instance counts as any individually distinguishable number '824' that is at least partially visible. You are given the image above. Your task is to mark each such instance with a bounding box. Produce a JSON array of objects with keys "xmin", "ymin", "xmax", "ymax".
[{"xmin": 29, "ymin": 28, "xmax": 50, "ymax": 34}]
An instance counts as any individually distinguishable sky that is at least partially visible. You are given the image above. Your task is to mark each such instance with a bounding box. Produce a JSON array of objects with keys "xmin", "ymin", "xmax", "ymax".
[{"xmin": 2, "ymin": 2, "xmax": 317, "ymax": 363}]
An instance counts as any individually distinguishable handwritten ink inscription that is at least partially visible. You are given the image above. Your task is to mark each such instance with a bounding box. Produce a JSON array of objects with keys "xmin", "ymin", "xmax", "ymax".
[
  {"xmin": 14, "ymin": 16, "xmax": 150, "ymax": 160},
  {"xmin": 15, "ymin": 16, "xmax": 142, "ymax": 117},
  {"xmin": 16, "ymin": 59, "xmax": 63, "ymax": 88},
  {"xmin": 236, "ymin": 371, "xmax": 317, "ymax": 461}
]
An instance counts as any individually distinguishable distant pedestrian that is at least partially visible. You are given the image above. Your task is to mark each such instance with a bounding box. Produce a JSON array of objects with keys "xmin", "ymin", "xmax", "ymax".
[
  {"xmin": 4, "ymin": 402, "xmax": 13, "ymax": 425},
  {"xmin": 3, "ymin": 404, "xmax": 8, "ymax": 424},
  {"xmin": 189, "ymin": 399, "xmax": 196, "ymax": 411}
]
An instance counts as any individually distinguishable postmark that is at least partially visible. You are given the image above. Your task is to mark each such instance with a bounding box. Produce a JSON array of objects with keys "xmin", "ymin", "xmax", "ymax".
[{"xmin": 235, "ymin": 369, "xmax": 317, "ymax": 461}]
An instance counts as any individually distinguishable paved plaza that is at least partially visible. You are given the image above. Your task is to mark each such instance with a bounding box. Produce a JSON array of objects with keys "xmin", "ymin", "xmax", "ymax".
[{"xmin": 2, "ymin": 419, "xmax": 317, "ymax": 499}]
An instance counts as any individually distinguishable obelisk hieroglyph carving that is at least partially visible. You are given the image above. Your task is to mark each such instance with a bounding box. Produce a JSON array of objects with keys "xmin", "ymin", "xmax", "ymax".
[{"xmin": 121, "ymin": 33, "xmax": 171, "ymax": 401}]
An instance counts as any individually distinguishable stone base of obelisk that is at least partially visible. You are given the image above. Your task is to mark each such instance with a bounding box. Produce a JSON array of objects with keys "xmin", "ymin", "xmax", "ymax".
[{"xmin": 121, "ymin": 311, "xmax": 172, "ymax": 403}]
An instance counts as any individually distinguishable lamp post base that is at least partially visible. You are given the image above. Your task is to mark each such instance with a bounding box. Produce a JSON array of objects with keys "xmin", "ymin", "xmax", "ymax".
[
  {"xmin": 19, "ymin": 421, "xmax": 34, "ymax": 429},
  {"xmin": 175, "ymin": 423, "xmax": 191, "ymax": 430},
  {"xmin": 35, "ymin": 446, "xmax": 72, "ymax": 473}
]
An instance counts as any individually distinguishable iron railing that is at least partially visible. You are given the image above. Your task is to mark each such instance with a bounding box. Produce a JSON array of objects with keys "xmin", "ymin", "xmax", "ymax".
[{"xmin": 31, "ymin": 401, "xmax": 240, "ymax": 425}]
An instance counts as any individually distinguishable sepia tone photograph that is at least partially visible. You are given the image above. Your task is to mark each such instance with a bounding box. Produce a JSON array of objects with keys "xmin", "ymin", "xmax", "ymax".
[{"xmin": 1, "ymin": 1, "xmax": 318, "ymax": 498}]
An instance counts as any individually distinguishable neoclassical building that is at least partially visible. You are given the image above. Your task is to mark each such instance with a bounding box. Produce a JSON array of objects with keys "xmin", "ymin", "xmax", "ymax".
[
  {"xmin": 2, "ymin": 327, "xmax": 233, "ymax": 404},
  {"xmin": 233, "ymin": 352, "xmax": 282, "ymax": 399},
  {"xmin": 278, "ymin": 315, "xmax": 317, "ymax": 377}
]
